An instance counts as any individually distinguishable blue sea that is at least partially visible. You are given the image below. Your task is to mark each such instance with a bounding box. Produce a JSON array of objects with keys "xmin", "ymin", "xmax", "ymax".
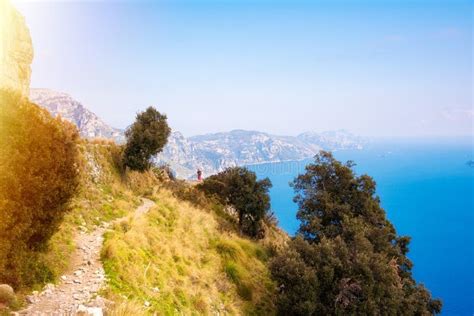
[{"xmin": 248, "ymin": 138, "xmax": 474, "ymax": 316}]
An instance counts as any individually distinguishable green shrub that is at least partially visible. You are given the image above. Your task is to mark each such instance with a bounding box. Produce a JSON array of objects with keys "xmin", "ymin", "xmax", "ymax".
[
  {"xmin": 0, "ymin": 284, "xmax": 15, "ymax": 306},
  {"xmin": 122, "ymin": 107, "xmax": 170, "ymax": 171},
  {"xmin": 153, "ymin": 164, "xmax": 175, "ymax": 181},
  {"xmin": 198, "ymin": 167, "xmax": 272, "ymax": 238},
  {"xmin": 164, "ymin": 180, "xmax": 214, "ymax": 208},
  {"xmin": 0, "ymin": 90, "xmax": 79, "ymax": 289}
]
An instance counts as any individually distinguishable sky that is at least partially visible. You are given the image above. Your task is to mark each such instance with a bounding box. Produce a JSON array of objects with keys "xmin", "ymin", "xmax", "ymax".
[{"xmin": 15, "ymin": 0, "xmax": 473, "ymax": 138}]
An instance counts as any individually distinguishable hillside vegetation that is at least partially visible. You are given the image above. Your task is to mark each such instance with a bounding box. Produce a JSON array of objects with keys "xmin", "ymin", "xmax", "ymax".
[
  {"xmin": 0, "ymin": 119, "xmax": 285, "ymax": 315},
  {"xmin": 20, "ymin": 141, "xmax": 149, "ymax": 291},
  {"xmin": 1, "ymin": 92, "xmax": 440, "ymax": 315},
  {"xmin": 0, "ymin": 94, "xmax": 284, "ymax": 314},
  {"xmin": 0, "ymin": 91, "xmax": 80, "ymax": 290},
  {"xmin": 102, "ymin": 190, "xmax": 278, "ymax": 315},
  {"xmin": 56, "ymin": 144, "xmax": 284, "ymax": 315}
]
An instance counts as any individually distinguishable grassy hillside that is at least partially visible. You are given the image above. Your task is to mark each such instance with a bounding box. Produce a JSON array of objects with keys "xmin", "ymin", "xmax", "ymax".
[
  {"xmin": 102, "ymin": 189, "xmax": 278, "ymax": 315},
  {"xmin": 22, "ymin": 141, "xmax": 287, "ymax": 315},
  {"xmin": 28, "ymin": 141, "xmax": 152, "ymax": 291}
]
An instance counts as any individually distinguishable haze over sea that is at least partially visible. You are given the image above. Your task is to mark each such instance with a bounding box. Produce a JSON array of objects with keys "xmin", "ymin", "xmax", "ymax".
[{"xmin": 248, "ymin": 138, "xmax": 473, "ymax": 316}]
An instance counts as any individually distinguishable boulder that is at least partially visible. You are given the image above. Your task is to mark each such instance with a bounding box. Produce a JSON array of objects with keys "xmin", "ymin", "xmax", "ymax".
[{"xmin": 77, "ymin": 304, "xmax": 103, "ymax": 316}]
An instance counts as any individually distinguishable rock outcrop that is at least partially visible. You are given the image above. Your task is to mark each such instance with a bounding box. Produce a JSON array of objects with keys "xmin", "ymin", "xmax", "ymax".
[
  {"xmin": 0, "ymin": 0, "xmax": 34, "ymax": 96},
  {"xmin": 30, "ymin": 89, "xmax": 124, "ymax": 142}
]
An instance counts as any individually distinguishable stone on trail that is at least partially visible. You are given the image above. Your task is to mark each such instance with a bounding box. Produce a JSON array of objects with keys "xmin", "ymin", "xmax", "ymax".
[
  {"xmin": 43, "ymin": 283, "xmax": 55, "ymax": 291},
  {"xmin": 77, "ymin": 304, "xmax": 103, "ymax": 316},
  {"xmin": 25, "ymin": 295, "xmax": 37, "ymax": 304},
  {"xmin": 17, "ymin": 200, "xmax": 155, "ymax": 315},
  {"xmin": 73, "ymin": 293, "xmax": 81, "ymax": 300}
]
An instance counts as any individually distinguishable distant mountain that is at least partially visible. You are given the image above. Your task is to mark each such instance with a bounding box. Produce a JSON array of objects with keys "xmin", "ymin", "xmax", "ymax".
[
  {"xmin": 156, "ymin": 129, "xmax": 364, "ymax": 179},
  {"xmin": 30, "ymin": 89, "xmax": 124, "ymax": 142},
  {"xmin": 297, "ymin": 130, "xmax": 365, "ymax": 151},
  {"xmin": 31, "ymin": 89, "xmax": 364, "ymax": 179},
  {"xmin": 156, "ymin": 130, "xmax": 313, "ymax": 179}
]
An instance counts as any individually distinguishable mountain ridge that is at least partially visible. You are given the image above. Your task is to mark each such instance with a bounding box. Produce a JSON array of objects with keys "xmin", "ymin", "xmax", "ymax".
[
  {"xmin": 30, "ymin": 89, "xmax": 365, "ymax": 179},
  {"xmin": 157, "ymin": 129, "xmax": 363, "ymax": 179},
  {"xmin": 30, "ymin": 88, "xmax": 124, "ymax": 142}
]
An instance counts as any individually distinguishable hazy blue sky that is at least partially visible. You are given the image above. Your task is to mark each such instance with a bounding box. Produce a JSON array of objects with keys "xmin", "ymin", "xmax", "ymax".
[{"xmin": 16, "ymin": 0, "xmax": 472, "ymax": 137}]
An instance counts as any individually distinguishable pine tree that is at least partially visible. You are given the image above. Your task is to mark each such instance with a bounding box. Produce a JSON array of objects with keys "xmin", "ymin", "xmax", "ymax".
[{"xmin": 270, "ymin": 151, "xmax": 442, "ymax": 315}]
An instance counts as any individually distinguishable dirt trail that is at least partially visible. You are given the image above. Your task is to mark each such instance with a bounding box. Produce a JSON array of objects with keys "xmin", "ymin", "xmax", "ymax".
[{"xmin": 19, "ymin": 198, "xmax": 155, "ymax": 316}]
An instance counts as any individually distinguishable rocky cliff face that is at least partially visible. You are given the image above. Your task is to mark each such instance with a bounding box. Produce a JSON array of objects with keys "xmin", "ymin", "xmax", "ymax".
[
  {"xmin": 0, "ymin": 0, "xmax": 34, "ymax": 96},
  {"xmin": 30, "ymin": 89, "xmax": 124, "ymax": 142},
  {"xmin": 156, "ymin": 129, "xmax": 364, "ymax": 179}
]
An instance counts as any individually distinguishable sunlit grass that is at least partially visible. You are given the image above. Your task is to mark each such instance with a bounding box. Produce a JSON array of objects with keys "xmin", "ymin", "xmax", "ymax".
[
  {"xmin": 1, "ymin": 136, "xmax": 281, "ymax": 314},
  {"xmin": 101, "ymin": 189, "xmax": 277, "ymax": 315},
  {"xmin": 26, "ymin": 142, "xmax": 149, "ymax": 292}
]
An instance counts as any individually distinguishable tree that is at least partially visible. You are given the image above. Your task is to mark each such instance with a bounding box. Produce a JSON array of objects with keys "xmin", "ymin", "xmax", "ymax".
[
  {"xmin": 123, "ymin": 106, "xmax": 171, "ymax": 171},
  {"xmin": 198, "ymin": 167, "xmax": 272, "ymax": 238},
  {"xmin": 270, "ymin": 151, "xmax": 442, "ymax": 315},
  {"xmin": 0, "ymin": 90, "xmax": 80, "ymax": 288}
]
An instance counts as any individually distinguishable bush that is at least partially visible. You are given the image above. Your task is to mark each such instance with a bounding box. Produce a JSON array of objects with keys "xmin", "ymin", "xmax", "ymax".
[
  {"xmin": 122, "ymin": 107, "xmax": 170, "ymax": 171},
  {"xmin": 124, "ymin": 169, "xmax": 159, "ymax": 197},
  {"xmin": 198, "ymin": 167, "xmax": 272, "ymax": 238},
  {"xmin": 153, "ymin": 164, "xmax": 175, "ymax": 181},
  {"xmin": 0, "ymin": 90, "xmax": 79, "ymax": 289},
  {"xmin": 270, "ymin": 151, "xmax": 442, "ymax": 315},
  {"xmin": 0, "ymin": 284, "xmax": 15, "ymax": 306}
]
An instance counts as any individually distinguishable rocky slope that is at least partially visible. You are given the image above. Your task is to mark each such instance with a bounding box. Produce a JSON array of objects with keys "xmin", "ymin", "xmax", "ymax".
[
  {"xmin": 30, "ymin": 89, "xmax": 124, "ymax": 142},
  {"xmin": 21, "ymin": 198, "xmax": 155, "ymax": 316},
  {"xmin": 31, "ymin": 89, "xmax": 364, "ymax": 179},
  {"xmin": 0, "ymin": 0, "xmax": 34, "ymax": 96},
  {"xmin": 156, "ymin": 129, "xmax": 363, "ymax": 179}
]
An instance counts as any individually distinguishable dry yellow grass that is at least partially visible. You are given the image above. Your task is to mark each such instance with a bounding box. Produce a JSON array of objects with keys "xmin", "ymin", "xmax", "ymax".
[
  {"xmin": 34, "ymin": 142, "xmax": 149, "ymax": 291},
  {"xmin": 107, "ymin": 300, "xmax": 146, "ymax": 316},
  {"xmin": 102, "ymin": 190, "xmax": 277, "ymax": 315},
  {"xmin": 27, "ymin": 143, "xmax": 282, "ymax": 315}
]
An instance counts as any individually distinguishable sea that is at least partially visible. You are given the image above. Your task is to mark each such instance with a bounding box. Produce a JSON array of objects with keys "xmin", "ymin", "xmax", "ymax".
[{"xmin": 248, "ymin": 138, "xmax": 474, "ymax": 316}]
